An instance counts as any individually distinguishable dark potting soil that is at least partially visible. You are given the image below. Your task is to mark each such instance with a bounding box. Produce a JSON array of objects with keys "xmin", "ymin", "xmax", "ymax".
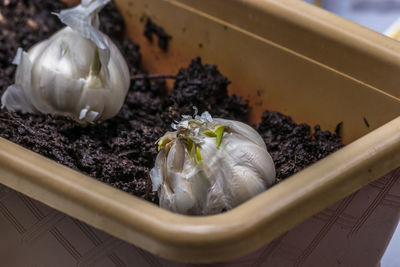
[
  {"xmin": 256, "ymin": 112, "xmax": 343, "ymax": 183},
  {"xmin": 0, "ymin": 1, "xmax": 342, "ymax": 203},
  {"xmin": 143, "ymin": 18, "xmax": 172, "ymax": 51}
]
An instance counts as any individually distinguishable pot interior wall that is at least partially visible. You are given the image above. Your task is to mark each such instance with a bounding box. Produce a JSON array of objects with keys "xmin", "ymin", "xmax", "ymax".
[{"xmin": 116, "ymin": 0, "xmax": 400, "ymax": 144}]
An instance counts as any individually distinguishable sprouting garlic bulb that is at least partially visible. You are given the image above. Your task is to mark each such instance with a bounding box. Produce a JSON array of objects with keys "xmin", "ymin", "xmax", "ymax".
[
  {"xmin": 150, "ymin": 111, "xmax": 276, "ymax": 215},
  {"xmin": 1, "ymin": 0, "xmax": 130, "ymax": 124}
]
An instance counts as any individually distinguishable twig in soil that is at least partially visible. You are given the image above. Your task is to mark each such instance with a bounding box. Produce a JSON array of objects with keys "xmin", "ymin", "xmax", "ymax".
[
  {"xmin": 131, "ymin": 74, "xmax": 177, "ymax": 80},
  {"xmin": 0, "ymin": 118, "xmax": 13, "ymax": 123},
  {"xmin": 118, "ymin": 150, "xmax": 136, "ymax": 157},
  {"xmin": 145, "ymin": 168, "xmax": 151, "ymax": 200},
  {"xmin": 187, "ymin": 80, "xmax": 203, "ymax": 85}
]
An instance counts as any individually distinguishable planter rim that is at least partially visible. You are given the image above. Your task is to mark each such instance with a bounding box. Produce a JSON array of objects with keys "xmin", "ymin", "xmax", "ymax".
[{"xmin": 1, "ymin": 0, "xmax": 400, "ymax": 263}]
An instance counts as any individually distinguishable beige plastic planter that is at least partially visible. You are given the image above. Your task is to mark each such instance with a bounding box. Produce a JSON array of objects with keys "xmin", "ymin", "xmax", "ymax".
[{"xmin": 0, "ymin": 0, "xmax": 400, "ymax": 266}]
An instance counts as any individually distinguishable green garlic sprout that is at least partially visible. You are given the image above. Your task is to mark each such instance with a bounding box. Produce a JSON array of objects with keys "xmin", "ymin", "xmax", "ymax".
[
  {"xmin": 150, "ymin": 110, "xmax": 276, "ymax": 215},
  {"xmin": 1, "ymin": 0, "xmax": 129, "ymax": 124}
]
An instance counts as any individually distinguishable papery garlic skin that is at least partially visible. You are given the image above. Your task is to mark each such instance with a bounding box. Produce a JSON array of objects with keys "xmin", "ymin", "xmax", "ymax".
[
  {"xmin": 150, "ymin": 111, "xmax": 276, "ymax": 215},
  {"xmin": 1, "ymin": 0, "xmax": 130, "ymax": 123}
]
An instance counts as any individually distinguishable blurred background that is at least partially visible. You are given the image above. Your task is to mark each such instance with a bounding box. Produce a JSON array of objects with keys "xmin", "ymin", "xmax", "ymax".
[
  {"xmin": 303, "ymin": 0, "xmax": 400, "ymax": 33},
  {"xmin": 303, "ymin": 1, "xmax": 400, "ymax": 266}
]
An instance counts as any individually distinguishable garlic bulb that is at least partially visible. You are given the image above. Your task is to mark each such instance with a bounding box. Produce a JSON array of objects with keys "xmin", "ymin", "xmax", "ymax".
[
  {"xmin": 150, "ymin": 111, "xmax": 276, "ymax": 215},
  {"xmin": 1, "ymin": 0, "xmax": 130, "ymax": 123}
]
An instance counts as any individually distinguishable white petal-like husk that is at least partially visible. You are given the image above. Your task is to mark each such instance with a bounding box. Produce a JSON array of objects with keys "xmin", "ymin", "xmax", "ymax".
[
  {"xmin": 54, "ymin": 0, "xmax": 111, "ymax": 83},
  {"xmin": 214, "ymin": 118, "xmax": 267, "ymax": 149},
  {"xmin": 1, "ymin": 49, "xmax": 38, "ymax": 113}
]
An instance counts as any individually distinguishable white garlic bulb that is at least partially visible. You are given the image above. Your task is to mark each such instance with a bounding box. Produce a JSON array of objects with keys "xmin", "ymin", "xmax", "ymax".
[
  {"xmin": 1, "ymin": 0, "xmax": 130, "ymax": 124},
  {"xmin": 150, "ymin": 111, "xmax": 276, "ymax": 215}
]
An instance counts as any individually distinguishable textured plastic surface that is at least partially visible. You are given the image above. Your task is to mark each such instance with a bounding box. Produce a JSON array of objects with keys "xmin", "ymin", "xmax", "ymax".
[
  {"xmin": 0, "ymin": 0, "xmax": 399, "ymax": 264},
  {"xmin": 0, "ymin": 168, "xmax": 399, "ymax": 266}
]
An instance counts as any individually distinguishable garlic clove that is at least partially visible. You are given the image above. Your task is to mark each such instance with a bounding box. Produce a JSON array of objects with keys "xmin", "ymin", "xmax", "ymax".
[
  {"xmin": 1, "ymin": 84, "xmax": 32, "ymax": 113},
  {"xmin": 166, "ymin": 137, "xmax": 185, "ymax": 172},
  {"xmin": 230, "ymin": 164, "xmax": 266, "ymax": 206},
  {"xmin": 204, "ymin": 179, "xmax": 230, "ymax": 215},
  {"xmin": 164, "ymin": 172, "xmax": 197, "ymax": 214},
  {"xmin": 150, "ymin": 149, "xmax": 166, "ymax": 191},
  {"xmin": 224, "ymin": 135, "xmax": 276, "ymax": 187},
  {"xmin": 1, "ymin": 49, "xmax": 39, "ymax": 113}
]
